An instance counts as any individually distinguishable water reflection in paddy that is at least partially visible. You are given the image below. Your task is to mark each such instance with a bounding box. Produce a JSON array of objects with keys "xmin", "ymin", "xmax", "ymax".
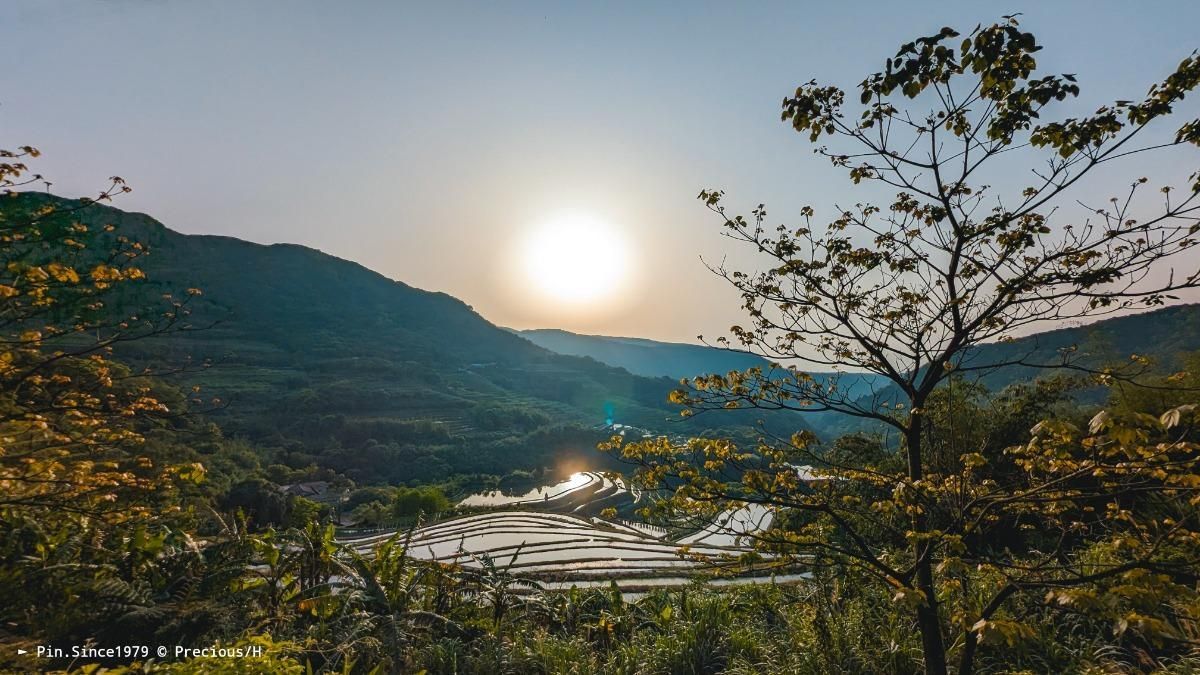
[{"xmin": 458, "ymin": 471, "xmax": 593, "ymax": 507}]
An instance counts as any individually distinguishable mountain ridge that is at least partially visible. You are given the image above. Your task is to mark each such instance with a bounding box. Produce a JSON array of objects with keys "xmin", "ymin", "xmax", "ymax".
[
  {"xmin": 18, "ymin": 193, "xmax": 1200, "ymax": 475},
  {"xmin": 16, "ymin": 193, "xmax": 803, "ymax": 483},
  {"xmin": 514, "ymin": 327, "xmax": 774, "ymax": 379},
  {"xmin": 515, "ymin": 306, "xmax": 1200, "ymax": 440}
]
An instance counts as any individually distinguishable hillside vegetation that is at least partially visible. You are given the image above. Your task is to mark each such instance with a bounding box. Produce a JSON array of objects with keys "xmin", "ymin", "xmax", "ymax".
[{"xmin": 11, "ymin": 193, "xmax": 800, "ymax": 485}]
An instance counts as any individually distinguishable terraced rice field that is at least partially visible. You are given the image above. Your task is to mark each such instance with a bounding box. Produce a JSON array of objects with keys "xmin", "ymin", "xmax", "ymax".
[{"xmin": 339, "ymin": 471, "xmax": 808, "ymax": 592}]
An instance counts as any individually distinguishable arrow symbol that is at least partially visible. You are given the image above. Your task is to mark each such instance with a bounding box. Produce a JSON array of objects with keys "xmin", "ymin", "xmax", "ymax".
[{"xmin": 17, "ymin": 649, "xmax": 27, "ymax": 655}]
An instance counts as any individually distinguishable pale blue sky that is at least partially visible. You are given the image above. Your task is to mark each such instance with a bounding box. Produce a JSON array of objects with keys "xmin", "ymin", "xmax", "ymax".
[{"xmin": 3, "ymin": 1, "xmax": 1198, "ymax": 341}]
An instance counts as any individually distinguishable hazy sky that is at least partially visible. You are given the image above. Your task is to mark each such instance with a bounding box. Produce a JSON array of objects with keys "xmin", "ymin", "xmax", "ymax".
[{"xmin": 3, "ymin": 1, "xmax": 1199, "ymax": 343}]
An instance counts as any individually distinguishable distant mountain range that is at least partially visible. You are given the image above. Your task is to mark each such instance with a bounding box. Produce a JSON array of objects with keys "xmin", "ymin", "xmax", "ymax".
[
  {"xmin": 17, "ymin": 193, "xmax": 1200, "ymax": 480},
  {"xmin": 520, "ymin": 307, "xmax": 1200, "ymax": 388},
  {"xmin": 516, "ymin": 308, "xmax": 1200, "ymax": 439},
  {"xmin": 514, "ymin": 329, "xmax": 773, "ymax": 380},
  {"xmin": 515, "ymin": 328, "xmax": 888, "ymax": 402},
  {"xmin": 15, "ymin": 194, "xmax": 803, "ymax": 483}
]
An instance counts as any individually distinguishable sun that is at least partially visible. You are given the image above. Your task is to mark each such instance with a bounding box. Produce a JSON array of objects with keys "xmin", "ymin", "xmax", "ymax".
[{"xmin": 522, "ymin": 213, "xmax": 630, "ymax": 303}]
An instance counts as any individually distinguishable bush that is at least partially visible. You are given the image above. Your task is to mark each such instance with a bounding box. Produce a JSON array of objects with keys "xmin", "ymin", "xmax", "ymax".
[{"xmin": 392, "ymin": 485, "xmax": 452, "ymax": 520}]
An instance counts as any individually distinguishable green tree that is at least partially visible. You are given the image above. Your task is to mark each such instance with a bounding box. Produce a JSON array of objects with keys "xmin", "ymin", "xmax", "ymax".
[
  {"xmin": 391, "ymin": 485, "xmax": 452, "ymax": 521},
  {"xmin": 608, "ymin": 18, "xmax": 1200, "ymax": 675}
]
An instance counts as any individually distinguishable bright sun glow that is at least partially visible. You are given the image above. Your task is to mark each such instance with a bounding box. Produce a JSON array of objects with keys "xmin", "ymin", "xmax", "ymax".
[{"xmin": 522, "ymin": 213, "xmax": 630, "ymax": 303}]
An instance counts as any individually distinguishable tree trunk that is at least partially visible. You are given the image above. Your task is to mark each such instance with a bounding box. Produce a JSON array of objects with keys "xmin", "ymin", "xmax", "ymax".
[
  {"xmin": 907, "ymin": 419, "xmax": 949, "ymax": 675},
  {"xmin": 915, "ymin": 555, "xmax": 949, "ymax": 675},
  {"xmin": 959, "ymin": 631, "xmax": 979, "ymax": 675}
]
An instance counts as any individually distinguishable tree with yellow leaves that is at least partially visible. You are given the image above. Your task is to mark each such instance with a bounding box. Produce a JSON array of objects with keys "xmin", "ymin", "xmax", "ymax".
[
  {"xmin": 0, "ymin": 144, "xmax": 209, "ymax": 653},
  {"xmin": 0, "ymin": 147, "xmax": 203, "ymax": 520}
]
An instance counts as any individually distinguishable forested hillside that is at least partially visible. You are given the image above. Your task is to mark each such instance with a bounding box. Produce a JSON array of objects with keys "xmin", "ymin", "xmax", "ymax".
[
  {"xmin": 21, "ymin": 194, "xmax": 1194, "ymax": 482},
  {"xmin": 11, "ymin": 193, "xmax": 799, "ymax": 485},
  {"xmin": 807, "ymin": 304, "xmax": 1200, "ymax": 439}
]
